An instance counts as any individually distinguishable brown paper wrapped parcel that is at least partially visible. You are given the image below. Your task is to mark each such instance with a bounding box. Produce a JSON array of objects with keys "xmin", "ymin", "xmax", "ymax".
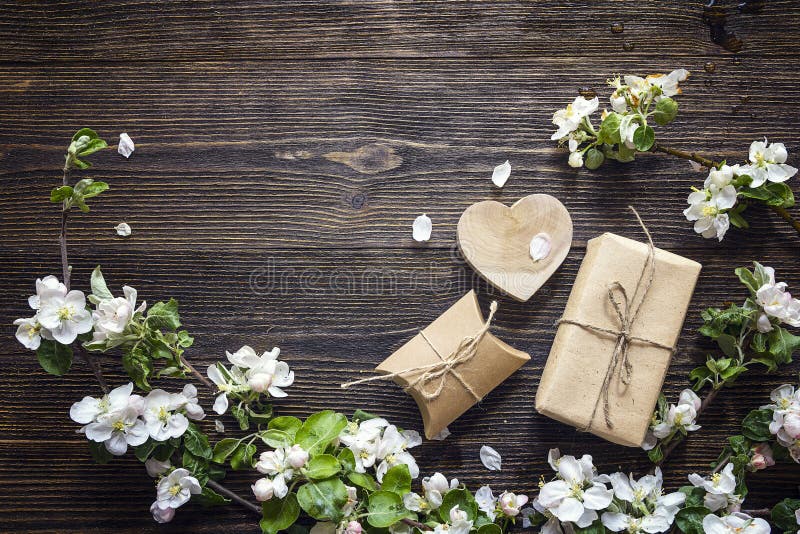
[
  {"xmin": 374, "ymin": 290, "xmax": 530, "ymax": 439},
  {"xmin": 535, "ymin": 232, "xmax": 701, "ymax": 447}
]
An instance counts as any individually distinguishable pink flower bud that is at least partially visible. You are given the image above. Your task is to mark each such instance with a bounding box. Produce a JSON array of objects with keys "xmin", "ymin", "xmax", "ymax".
[
  {"xmin": 251, "ymin": 478, "xmax": 274, "ymax": 501},
  {"xmin": 345, "ymin": 521, "xmax": 363, "ymax": 534},
  {"xmin": 287, "ymin": 444, "xmax": 309, "ymax": 469},
  {"xmin": 749, "ymin": 443, "xmax": 775, "ymax": 471},
  {"xmin": 150, "ymin": 501, "xmax": 175, "ymax": 523}
]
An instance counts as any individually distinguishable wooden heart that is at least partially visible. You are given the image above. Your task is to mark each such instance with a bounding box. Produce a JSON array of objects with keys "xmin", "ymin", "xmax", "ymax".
[{"xmin": 456, "ymin": 194, "xmax": 572, "ymax": 302}]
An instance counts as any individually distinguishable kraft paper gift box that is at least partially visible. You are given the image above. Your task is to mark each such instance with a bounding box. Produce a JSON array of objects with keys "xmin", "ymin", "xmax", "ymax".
[
  {"xmin": 535, "ymin": 232, "xmax": 702, "ymax": 447},
  {"xmin": 375, "ymin": 290, "xmax": 530, "ymax": 439}
]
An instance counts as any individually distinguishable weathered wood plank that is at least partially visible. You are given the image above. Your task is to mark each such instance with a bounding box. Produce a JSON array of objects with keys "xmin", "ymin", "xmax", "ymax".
[{"xmin": 0, "ymin": 1, "xmax": 798, "ymax": 61}]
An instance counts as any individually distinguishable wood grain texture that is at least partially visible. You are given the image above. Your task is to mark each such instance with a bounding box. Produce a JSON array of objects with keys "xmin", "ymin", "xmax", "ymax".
[{"xmin": 1, "ymin": 2, "xmax": 800, "ymax": 532}]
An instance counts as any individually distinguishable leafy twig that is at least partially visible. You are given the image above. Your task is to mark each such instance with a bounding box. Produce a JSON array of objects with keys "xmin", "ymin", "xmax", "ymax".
[{"xmin": 206, "ymin": 480, "xmax": 261, "ymax": 515}]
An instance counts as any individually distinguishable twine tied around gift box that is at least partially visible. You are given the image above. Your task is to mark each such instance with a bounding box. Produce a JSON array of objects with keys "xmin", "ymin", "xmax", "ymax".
[
  {"xmin": 340, "ymin": 301, "xmax": 498, "ymax": 401},
  {"xmin": 557, "ymin": 206, "xmax": 676, "ymax": 431}
]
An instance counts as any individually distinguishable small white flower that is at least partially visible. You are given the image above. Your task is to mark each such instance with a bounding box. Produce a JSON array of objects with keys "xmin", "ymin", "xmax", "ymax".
[
  {"xmin": 568, "ymin": 150, "xmax": 584, "ymax": 168},
  {"xmin": 683, "ymin": 186, "xmax": 737, "ymax": 241},
  {"xmin": 688, "ymin": 463, "xmax": 740, "ymax": 512},
  {"xmin": 118, "ymin": 133, "xmax": 135, "ymax": 158},
  {"xmin": 155, "ymin": 468, "xmax": 201, "ymax": 510},
  {"xmin": 648, "ymin": 69, "xmax": 690, "ymax": 98},
  {"xmin": 537, "ymin": 453, "xmax": 613, "ymax": 527},
  {"xmin": 491, "ymin": 160, "xmax": 511, "ymax": 187},
  {"xmin": 416, "ymin": 472, "xmax": 458, "ymax": 510},
  {"xmin": 756, "ymin": 267, "xmax": 800, "ymax": 328},
  {"xmin": 704, "ymin": 165, "xmax": 737, "ymax": 193},
  {"xmin": 115, "ymin": 222, "xmax": 132, "ymax": 237},
  {"xmin": 375, "ymin": 425, "xmax": 421, "ymax": 482},
  {"xmin": 530, "ymin": 233, "xmax": 552, "ymax": 262},
  {"xmin": 227, "ymin": 345, "xmax": 295, "ymax": 397},
  {"xmin": 91, "ymin": 285, "xmax": 145, "ymax": 343},
  {"xmin": 442, "ymin": 505, "xmax": 473, "ymax": 534},
  {"xmin": 14, "ymin": 316, "xmax": 43, "ymax": 350},
  {"xmin": 551, "ymin": 96, "xmax": 599, "ymax": 140},
  {"xmin": 702, "ymin": 512, "xmax": 770, "ymax": 534},
  {"xmin": 145, "ymin": 458, "xmax": 172, "ymax": 477},
  {"xmin": 71, "ymin": 382, "xmax": 148, "ymax": 455},
  {"xmin": 214, "ymin": 419, "xmax": 225, "ymax": 433},
  {"xmin": 412, "ymin": 214, "xmax": 432, "ymax": 242},
  {"xmin": 740, "ymin": 138, "xmax": 798, "ymax": 187},
  {"xmin": 286, "ymin": 444, "xmax": 309, "ymax": 469},
  {"xmin": 255, "ymin": 447, "xmax": 294, "ymax": 499},
  {"xmin": 37, "ymin": 288, "xmax": 93, "ymax": 345},
  {"xmin": 475, "ymin": 485, "xmax": 497, "ymax": 520},
  {"xmin": 143, "ymin": 389, "xmax": 189, "ymax": 441},
  {"xmin": 499, "ymin": 491, "xmax": 529, "ymax": 517},
  {"xmin": 28, "ymin": 275, "xmax": 67, "ymax": 311},
  {"xmin": 176, "ymin": 383, "xmax": 205, "ymax": 421},
  {"xmin": 479, "ymin": 445, "xmax": 502, "ymax": 471}
]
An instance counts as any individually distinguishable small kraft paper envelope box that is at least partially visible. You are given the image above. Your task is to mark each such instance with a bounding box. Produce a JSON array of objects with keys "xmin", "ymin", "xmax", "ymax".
[
  {"xmin": 535, "ymin": 232, "xmax": 702, "ymax": 447},
  {"xmin": 375, "ymin": 290, "xmax": 530, "ymax": 440}
]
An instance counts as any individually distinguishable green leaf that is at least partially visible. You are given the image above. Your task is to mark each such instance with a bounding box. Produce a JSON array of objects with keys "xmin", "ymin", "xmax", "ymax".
[
  {"xmin": 297, "ymin": 478, "xmax": 348, "ymax": 521},
  {"xmin": 679, "ymin": 486, "xmax": 707, "ymax": 509},
  {"xmin": 353, "ymin": 409, "xmax": 380, "ymax": 423},
  {"xmin": 50, "ymin": 185, "xmax": 74, "ymax": 203},
  {"xmin": 260, "ymin": 493, "xmax": 301, "ymax": 534},
  {"xmin": 767, "ymin": 326, "xmax": 800, "ymax": 364},
  {"xmin": 771, "ymin": 498, "xmax": 800, "ymax": 532},
  {"xmin": 598, "ymin": 112, "xmax": 622, "ymax": 145},
  {"xmin": 184, "ymin": 422, "xmax": 213, "ymax": 460},
  {"xmin": 77, "ymin": 138, "xmax": 108, "ymax": 157},
  {"xmin": 36, "ymin": 339, "xmax": 73, "ymax": 376},
  {"xmin": 751, "ymin": 332, "xmax": 768, "ymax": 353},
  {"xmin": 647, "ymin": 444, "xmax": 664, "ymax": 464},
  {"xmin": 337, "ymin": 447, "xmax": 356, "ymax": 472},
  {"xmin": 88, "ymin": 441, "xmax": 114, "ymax": 464},
  {"xmin": 90, "ymin": 265, "xmax": 114, "ymax": 301},
  {"xmin": 81, "ymin": 180, "xmax": 109, "ymax": 199},
  {"xmin": 740, "ymin": 181, "xmax": 795, "ymax": 208},
  {"xmin": 741, "ymin": 408, "xmax": 774, "ymax": 442},
  {"xmin": 675, "ymin": 506, "xmax": 711, "ymax": 534},
  {"xmin": 231, "ymin": 402, "xmax": 250, "ymax": 431},
  {"xmin": 212, "ymin": 438, "xmax": 240, "ymax": 464},
  {"xmin": 72, "ymin": 128, "xmax": 100, "ymax": 142},
  {"xmin": 653, "ymin": 97, "xmax": 678, "ymax": 125},
  {"xmin": 134, "ymin": 439, "xmax": 157, "ymax": 462},
  {"xmin": 728, "ymin": 209, "xmax": 749, "ymax": 229},
  {"xmin": 295, "ymin": 411, "xmax": 348, "ymax": 456},
  {"xmin": 182, "ymin": 450, "xmax": 209, "ymax": 485},
  {"xmin": 735, "ymin": 266, "xmax": 760, "ymax": 296},
  {"xmin": 716, "ymin": 334, "xmax": 738, "ymax": 357},
  {"xmin": 122, "ymin": 346, "xmax": 153, "ymax": 390},
  {"xmin": 230, "ymin": 442, "xmax": 257, "ymax": 470},
  {"xmin": 574, "ymin": 520, "xmax": 605, "ymax": 534},
  {"xmin": 367, "ymin": 490, "xmax": 410, "ymax": 528},
  {"xmin": 347, "ymin": 471, "xmax": 378, "ymax": 491},
  {"xmin": 304, "ymin": 454, "xmax": 341, "ymax": 480},
  {"xmin": 177, "ymin": 330, "xmax": 194, "ymax": 347},
  {"xmin": 439, "ymin": 489, "xmax": 478, "ymax": 523},
  {"xmin": 633, "ymin": 125, "xmax": 655, "ymax": 151},
  {"xmin": 260, "ymin": 429, "xmax": 294, "ymax": 449},
  {"xmin": 688, "ymin": 365, "xmax": 712, "ymax": 389},
  {"xmin": 720, "ymin": 365, "xmax": 747, "ymax": 383},
  {"xmin": 476, "ymin": 525, "xmax": 502, "ymax": 534},
  {"xmin": 584, "ymin": 148, "xmax": 604, "ymax": 170},
  {"xmin": 146, "ymin": 299, "xmax": 182, "ymax": 331},
  {"xmin": 196, "ymin": 486, "xmax": 231, "ymax": 507},
  {"xmin": 380, "ymin": 464, "xmax": 411, "ymax": 496}
]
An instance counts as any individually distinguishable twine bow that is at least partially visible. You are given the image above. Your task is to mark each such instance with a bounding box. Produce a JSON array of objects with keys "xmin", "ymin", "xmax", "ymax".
[
  {"xmin": 557, "ymin": 207, "xmax": 676, "ymax": 431},
  {"xmin": 341, "ymin": 301, "xmax": 498, "ymax": 402}
]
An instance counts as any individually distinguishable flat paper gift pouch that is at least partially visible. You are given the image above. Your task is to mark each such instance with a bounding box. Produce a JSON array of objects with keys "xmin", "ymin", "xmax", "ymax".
[
  {"xmin": 535, "ymin": 231, "xmax": 701, "ymax": 447},
  {"xmin": 374, "ymin": 290, "xmax": 530, "ymax": 439}
]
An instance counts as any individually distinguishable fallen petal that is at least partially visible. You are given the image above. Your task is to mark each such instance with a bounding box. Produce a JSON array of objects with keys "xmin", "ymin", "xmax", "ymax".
[
  {"xmin": 412, "ymin": 214, "xmax": 432, "ymax": 242},
  {"xmin": 118, "ymin": 133, "xmax": 135, "ymax": 158},
  {"xmin": 529, "ymin": 232, "xmax": 551, "ymax": 262},
  {"xmin": 491, "ymin": 160, "xmax": 511, "ymax": 188},
  {"xmin": 115, "ymin": 222, "xmax": 132, "ymax": 237},
  {"xmin": 430, "ymin": 427, "xmax": 451, "ymax": 441},
  {"xmin": 480, "ymin": 445, "xmax": 502, "ymax": 471}
]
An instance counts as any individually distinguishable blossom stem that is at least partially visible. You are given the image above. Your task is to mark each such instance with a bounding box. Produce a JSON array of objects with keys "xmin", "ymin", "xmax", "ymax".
[
  {"xmin": 179, "ymin": 353, "xmax": 215, "ymax": 392},
  {"xmin": 402, "ymin": 518, "xmax": 432, "ymax": 531},
  {"xmin": 770, "ymin": 205, "xmax": 800, "ymax": 235},
  {"xmin": 657, "ymin": 386, "xmax": 721, "ymax": 466},
  {"xmin": 77, "ymin": 346, "xmax": 109, "ymax": 394},
  {"xmin": 205, "ymin": 480, "xmax": 261, "ymax": 515}
]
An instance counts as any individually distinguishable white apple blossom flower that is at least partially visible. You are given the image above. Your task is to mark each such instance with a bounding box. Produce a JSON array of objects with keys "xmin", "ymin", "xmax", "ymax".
[
  {"xmin": 226, "ymin": 345, "xmax": 295, "ymax": 397},
  {"xmin": 688, "ymin": 463, "xmax": 740, "ymax": 513},
  {"xmin": 71, "ymin": 382, "xmax": 148, "ymax": 455},
  {"xmin": 704, "ymin": 164, "xmax": 738, "ymax": 194},
  {"xmin": 118, "ymin": 133, "xmax": 135, "ymax": 158},
  {"xmin": 599, "ymin": 467, "xmax": 684, "ymax": 533},
  {"xmin": 491, "ymin": 160, "xmax": 511, "ymax": 187},
  {"xmin": 252, "ymin": 477, "xmax": 275, "ymax": 501},
  {"xmin": 175, "ymin": 383, "xmax": 205, "ymax": 421},
  {"xmin": 286, "ymin": 444, "xmax": 309, "ymax": 469},
  {"xmin": 479, "ymin": 445, "xmax": 502, "ymax": 471},
  {"xmin": 91, "ymin": 285, "xmax": 145, "ymax": 343},
  {"xmin": 340, "ymin": 418, "xmax": 388, "ymax": 473},
  {"xmin": 206, "ymin": 362, "xmax": 247, "ymax": 415},
  {"xmin": 651, "ymin": 389, "xmax": 702, "ymax": 439},
  {"xmin": 739, "ymin": 138, "xmax": 798, "ymax": 187},
  {"xmin": 115, "ymin": 222, "xmax": 132, "ymax": 237},
  {"xmin": 37, "ymin": 287, "xmax": 93, "ymax": 345},
  {"xmin": 551, "ymin": 96, "xmax": 599, "ymax": 140},
  {"xmin": 475, "ymin": 485, "xmax": 497, "ymax": 520},
  {"xmin": 375, "ymin": 425, "xmax": 421, "ymax": 482},
  {"xmin": 255, "ymin": 447, "xmax": 295, "ymax": 499},
  {"xmin": 764, "ymin": 384, "xmax": 800, "ymax": 414},
  {"xmin": 412, "ymin": 214, "xmax": 432, "ymax": 242},
  {"xmin": 568, "ymin": 149, "xmax": 583, "ymax": 168},
  {"xmin": 404, "ymin": 472, "xmax": 458, "ymax": 512},
  {"xmin": 155, "ymin": 468, "xmax": 201, "ymax": 511},
  {"xmin": 499, "ymin": 491, "xmax": 529, "ymax": 517},
  {"xmin": 142, "ymin": 389, "xmax": 190, "ymax": 441},
  {"xmin": 435, "ymin": 505, "xmax": 472, "ymax": 534},
  {"xmin": 28, "ymin": 275, "xmax": 67, "ymax": 310},
  {"xmin": 755, "ymin": 267, "xmax": 800, "ymax": 328},
  {"xmin": 647, "ymin": 69, "xmax": 689, "ymax": 98},
  {"xmin": 14, "ymin": 316, "xmax": 44, "ymax": 350},
  {"xmin": 683, "ymin": 185, "xmax": 737, "ymax": 241},
  {"xmin": 702, "ymin": 512, "xmax": 770, "ymax": 534},
  {"xmin": 145, "ymin": 458, "xmax": 172, "ymax": 478},
  {"xmin": 537, "ymin": 452, "xmax": 613, "ymax": 527},
  {"xmin": 749, "ymin": 443, "xmax": 775, "ymax": 471}
]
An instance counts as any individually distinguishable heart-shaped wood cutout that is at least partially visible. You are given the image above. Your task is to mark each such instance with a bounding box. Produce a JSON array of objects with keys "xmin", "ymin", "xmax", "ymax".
[{"xmin": 457, "ymin": 194, "xmax": 572, "ymax": 302}]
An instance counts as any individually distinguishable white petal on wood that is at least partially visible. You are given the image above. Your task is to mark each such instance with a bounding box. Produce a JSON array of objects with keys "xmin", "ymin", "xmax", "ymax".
[
  {"xmin": 412, "ymin": 214, "xmax": 432, "ymax": 242},
  {"xmin": 115, "ymin": 222, "xmax": 132, "ymax": 237},
  {"xmin": 430, "ymin": 427, "xmax": 451, "ymax": 441},
  {"xmin": 118, "ymin": 133, "xmax": 135, "ymax": 158},
  {"xmin": 480, "ymin": 445, "xmax": 502, "ymax": 471},
  {"xmin": 529, "ymin": 232, "xmax": 552, "ymax": 262},
  {"xmin": 491, "ymin": 160, "xmax": 511, "ymax": 188}
]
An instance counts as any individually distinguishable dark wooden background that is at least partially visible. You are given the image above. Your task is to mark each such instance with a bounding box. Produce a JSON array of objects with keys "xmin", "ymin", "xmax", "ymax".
[{"xmin": 1, "ymin": 1, "xmax": 800, "ymax": 532}]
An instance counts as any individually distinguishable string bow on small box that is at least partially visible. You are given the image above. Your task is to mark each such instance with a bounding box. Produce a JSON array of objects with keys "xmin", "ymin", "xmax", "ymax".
[
  {"xmin": 340, "ymin": 301, "xmax": 498, "ymax": 401},
  {"xmin": 557, "ymin": 207, "xmax": 676, "ymax": 431}
]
